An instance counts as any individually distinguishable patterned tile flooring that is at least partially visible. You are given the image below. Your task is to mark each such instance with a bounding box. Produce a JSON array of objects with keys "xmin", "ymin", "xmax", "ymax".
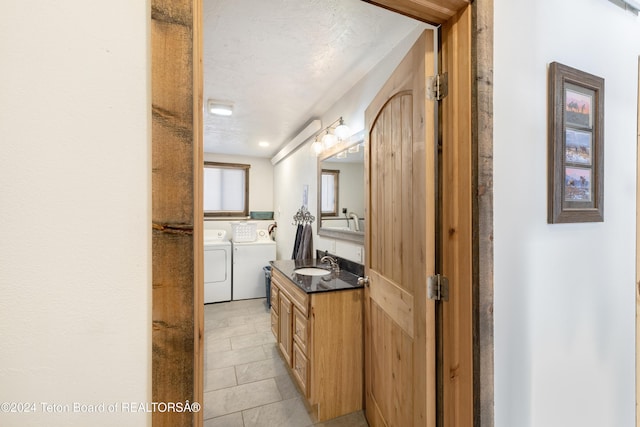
[{"xmin": 203, "ymin": 298, "xmax": 369, "ymax": 427}]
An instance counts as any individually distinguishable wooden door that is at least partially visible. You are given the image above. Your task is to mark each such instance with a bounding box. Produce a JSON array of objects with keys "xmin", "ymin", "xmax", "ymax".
[{"xmin": 364, "ymin": 30, "xmax": 437, "ymax": 427}]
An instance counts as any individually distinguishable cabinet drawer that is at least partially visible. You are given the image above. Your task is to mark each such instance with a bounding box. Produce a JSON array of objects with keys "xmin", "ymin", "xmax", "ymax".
[
  {"xmin": 270, "ymin": 310, "xmax": 279, "ymax": 341},
  {"xmin": 293, "ymin": 308, "xmax": 308, "ymax": 355},
  {"xmin": 292, "ymin": 342, "xmax": 308, "ymax": 398},
  {"xmin": 270, "ymin": 284, "xmax": 279, "ymax": 314}
]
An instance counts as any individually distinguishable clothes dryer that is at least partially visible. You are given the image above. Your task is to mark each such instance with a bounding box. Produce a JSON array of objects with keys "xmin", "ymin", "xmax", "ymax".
[{"xmin": 204, "ymin": 229, "xmax": 232, "ymax": 303}]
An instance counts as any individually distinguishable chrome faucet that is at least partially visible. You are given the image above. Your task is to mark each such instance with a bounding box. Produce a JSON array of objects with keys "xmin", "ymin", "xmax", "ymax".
[{"xmin": 320, "ymin": 255, "xmax": 340, "ymax": 272}]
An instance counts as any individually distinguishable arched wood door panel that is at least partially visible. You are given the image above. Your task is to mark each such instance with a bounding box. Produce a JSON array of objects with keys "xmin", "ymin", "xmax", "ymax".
[{"xmin": 364, "ymin": 30, "xmax": 437, "ymax": 427}]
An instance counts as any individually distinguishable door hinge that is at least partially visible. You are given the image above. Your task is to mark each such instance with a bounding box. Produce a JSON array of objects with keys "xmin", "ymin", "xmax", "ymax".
[
  {"xmin": 427, "ymin": 274, "xmax": 449, "ymax": 301},
  {"xmin": 426, "ymin": 72, "xmax": 448, "ymax": 101}
]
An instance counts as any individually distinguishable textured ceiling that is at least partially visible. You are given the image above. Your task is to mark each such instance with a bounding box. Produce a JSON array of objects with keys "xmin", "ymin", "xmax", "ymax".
[{"xmin": 203, "ymin": 0, "xmax": 422, "ymax": 157}]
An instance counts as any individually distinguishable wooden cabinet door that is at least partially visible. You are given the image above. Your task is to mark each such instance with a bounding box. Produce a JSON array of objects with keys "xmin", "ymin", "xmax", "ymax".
[
  {"xmin": 364, "ymin": 29, "xmax": 437, "ymax": 427},
  {"xmin": 278, "ymin": 292, "xmax": 293, "ymax": 366}
]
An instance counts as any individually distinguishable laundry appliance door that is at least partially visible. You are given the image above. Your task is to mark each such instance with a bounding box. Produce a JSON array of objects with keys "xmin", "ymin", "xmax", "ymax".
[{"xmin": 204, "ymin": 245, "xmax": 231, "ymax": 303}]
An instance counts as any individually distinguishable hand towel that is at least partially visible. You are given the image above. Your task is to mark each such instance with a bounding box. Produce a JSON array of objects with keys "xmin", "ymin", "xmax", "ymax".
[
  {"xmin": 297, "ymin": 223, "xmax": 313, "ymax": 260},
  {"xmin": 291, "ymin": 224, "xmax": 303, "ymax": 259}
]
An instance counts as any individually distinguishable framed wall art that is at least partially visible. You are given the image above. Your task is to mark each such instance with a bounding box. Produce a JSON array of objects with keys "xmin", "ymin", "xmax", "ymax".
[{"xmin": 548, "ymin": 62, "xmax": 604, "ymax": 223}]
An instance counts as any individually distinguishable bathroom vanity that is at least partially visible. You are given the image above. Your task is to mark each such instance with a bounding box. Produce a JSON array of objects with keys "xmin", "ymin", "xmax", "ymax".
[{"xmin": 269, "ymin": 258, "xmax": 364, "ymax": 422}]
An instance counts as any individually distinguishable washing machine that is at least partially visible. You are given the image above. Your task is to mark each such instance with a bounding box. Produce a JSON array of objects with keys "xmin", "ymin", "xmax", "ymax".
[
  {"xmin": 231, "ymin": 229, "xmax": 276, "ymax": 300},
  {"xmin": 204, "ymin": 229, "xmax": 232, "ymax": 303}
]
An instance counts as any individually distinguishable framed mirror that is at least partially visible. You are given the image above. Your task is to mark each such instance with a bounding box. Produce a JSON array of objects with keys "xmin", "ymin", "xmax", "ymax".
[{"xmin": 317, "ymin": 131, "xmax": 365, "ymax": 244}]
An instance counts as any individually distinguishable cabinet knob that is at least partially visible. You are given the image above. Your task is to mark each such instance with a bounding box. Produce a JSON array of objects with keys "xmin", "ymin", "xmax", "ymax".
[{"xmin": 358, "ymin": 276, "xmax": 370, "ymax": 287}]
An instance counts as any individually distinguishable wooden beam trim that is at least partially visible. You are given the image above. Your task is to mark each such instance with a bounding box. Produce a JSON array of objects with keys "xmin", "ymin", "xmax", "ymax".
[
  {"xmin": 441, "ymin": 5, "xmax": 474, "ymax": 427},
  {"xmin": 472, "ymin": 0, "xmax": 495, "ymax": 426},
  {"xmin": 410, "ymin": 0, "xmax": 462, "ymax": 16},
  {"xmin": 152, "ymin": 224, "xmax": 194, "ymax": 234},
  {"xmin": 363, "ymin": 0, "xmax": 466, "ymax": 24},
  {"xmin": 151, "ymin": 5, "xmax": 192, "ymax": 27},
  {"xmin": 152, "ymin": 107, "xmax": 193, "ymax": 140},
  {"xmin": 151, "ymin": 0, "xmax": 199, "ymax": 425}
]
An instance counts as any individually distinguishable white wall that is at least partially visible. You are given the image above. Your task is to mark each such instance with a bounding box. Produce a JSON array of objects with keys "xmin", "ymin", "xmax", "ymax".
[
  {"xmin": 0, "ymin": 2, "xmax": 150, "ymax": 427},
  {"xmin": 494, "ymin": 1, "xmax": 639, "ymax": 425},
  {"xmin": 273, "ymin": 142, "xmax": 319, "ymax": 259}
]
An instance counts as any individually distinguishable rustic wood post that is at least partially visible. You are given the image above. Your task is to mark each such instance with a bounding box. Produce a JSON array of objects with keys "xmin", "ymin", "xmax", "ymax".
[
  {"xmin": 473, "ymin": 0, "xmax": 495, "ymax": 426},
  {"xmin": 151, "ymin": 0, "xmax": 203, "ymax": 425}
]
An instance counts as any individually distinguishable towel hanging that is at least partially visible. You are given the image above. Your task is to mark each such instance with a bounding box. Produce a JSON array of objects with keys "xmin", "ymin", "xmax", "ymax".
[
  {"xmin": 296, "ymin": 223, "xmax": 313, "ymax": 260},
  {"xmin": 292, "ymin": 206, "xmax": 314, "ymax": 259},
  {"xmin": 291, "ymin": 223, "xmax": 303, "ymax": 259}
]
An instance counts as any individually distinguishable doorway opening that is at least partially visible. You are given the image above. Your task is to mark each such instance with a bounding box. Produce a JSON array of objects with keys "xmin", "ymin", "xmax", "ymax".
[{"xmin": 150, "ymin": 1, "xmax": 493, "ymax": 426}]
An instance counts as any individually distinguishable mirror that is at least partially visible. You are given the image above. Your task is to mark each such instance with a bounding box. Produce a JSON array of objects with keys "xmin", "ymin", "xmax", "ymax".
[{"xmin": 317, "ymin": 131, "xmax": 365, "ymax": 244}]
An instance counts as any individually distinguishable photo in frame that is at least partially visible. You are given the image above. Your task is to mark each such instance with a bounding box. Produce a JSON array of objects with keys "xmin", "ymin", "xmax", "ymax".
[{"xmin": 548, "ymin": 62, "xmax": 604, "ymax": 223}]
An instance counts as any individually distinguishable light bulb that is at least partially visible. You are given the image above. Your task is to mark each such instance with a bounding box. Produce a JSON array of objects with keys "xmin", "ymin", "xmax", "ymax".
[
  {"xmin": 322, "ymin": 131, "xmax": 337, "ymax": 147},
  {"xmin": 334, "ymin": 118, "xmax": 350, "ymax": 140},
  {"xmin": 312, "ymin": 138, "xmax": 324, "ymax": 155}
]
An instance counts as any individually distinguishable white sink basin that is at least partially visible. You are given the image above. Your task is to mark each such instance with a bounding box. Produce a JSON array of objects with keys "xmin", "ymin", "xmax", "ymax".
[{"xmin": 294, "ymin": 267, "xmax": 331, "ymax": 276}]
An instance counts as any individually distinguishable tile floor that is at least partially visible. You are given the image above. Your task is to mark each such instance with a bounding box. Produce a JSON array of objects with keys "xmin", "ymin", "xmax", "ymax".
[{"xmin": 203, "ymin": 298, "xmax": 369, "ymax": 427}]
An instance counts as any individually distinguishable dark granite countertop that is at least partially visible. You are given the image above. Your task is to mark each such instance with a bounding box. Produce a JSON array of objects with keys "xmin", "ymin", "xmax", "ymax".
[{"xmin": 270, "ymin": 259, "xmax": 364, "ymax": 294}]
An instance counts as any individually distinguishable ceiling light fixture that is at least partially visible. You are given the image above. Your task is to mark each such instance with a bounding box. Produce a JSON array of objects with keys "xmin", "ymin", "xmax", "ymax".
[
  {"xmin": 309, "ymin": 117, "xmax": 351, "ymax": 156},
  {"xmin": 258, "ymin": 141, "xmax": 270, "ymax": 147},
  {"xmin": 207, "ymin": 100, "xmax": 233, "ymax": 116}
]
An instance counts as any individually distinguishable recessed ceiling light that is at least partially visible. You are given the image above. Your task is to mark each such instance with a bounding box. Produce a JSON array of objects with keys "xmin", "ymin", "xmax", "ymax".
[
  {"xmin": 207, "ymin": 100, "xmax": 233, "ymax": 116},
  {"xmin": 258, "ymin": 141, "xmax": 270, "ymax": 147}
]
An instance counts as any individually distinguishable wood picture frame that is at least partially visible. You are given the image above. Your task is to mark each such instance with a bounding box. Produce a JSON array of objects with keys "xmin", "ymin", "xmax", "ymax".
[{"xmin": 548, "ymin": 62, "xmax": 604, "ymax": 223}]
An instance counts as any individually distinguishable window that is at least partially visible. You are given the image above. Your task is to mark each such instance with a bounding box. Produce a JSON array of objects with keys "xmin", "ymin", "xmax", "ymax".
[
  {"xmin": 320, "ymin": 169, "xmax": 339, "ymax": 217},
  {"xmin": 204, "ymin": 162, "xmax": 250, "ymax": 217}
]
